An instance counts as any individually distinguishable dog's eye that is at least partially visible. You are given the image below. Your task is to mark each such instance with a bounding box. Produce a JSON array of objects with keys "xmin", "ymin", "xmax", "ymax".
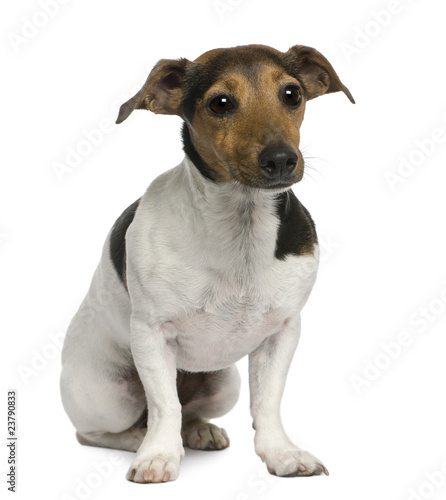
[
  {"xmin": 208, "ymin": 95, "xmax": 234, "ymax": 116},
  {"xmin": 281, "ymin": 85, "xmax": 302, "ymax": 108}
]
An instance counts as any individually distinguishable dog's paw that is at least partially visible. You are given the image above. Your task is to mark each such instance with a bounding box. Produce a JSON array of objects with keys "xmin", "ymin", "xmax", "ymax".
[
  {"xmin": 126, "ymin": 452, "xmax": 182, "ymax": 483},
  {"xmin": 260, "ymin": 447, "xmax": 328, "ymax": 477},
  {"xmin": 182, "ymin": 419, "xmax": 230, "ymax": 450}
]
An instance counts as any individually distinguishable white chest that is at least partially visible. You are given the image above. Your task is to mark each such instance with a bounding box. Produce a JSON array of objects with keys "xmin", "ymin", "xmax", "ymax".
[{"xmin": 161, "ymin": 251, "xmax": 319, "ymax": 371}]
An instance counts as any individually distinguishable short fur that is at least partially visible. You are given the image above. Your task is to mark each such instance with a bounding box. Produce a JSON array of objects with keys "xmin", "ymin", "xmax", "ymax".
[{"xmin": 61, "ymin": 43, "xmax": 353, "ymax": 483}]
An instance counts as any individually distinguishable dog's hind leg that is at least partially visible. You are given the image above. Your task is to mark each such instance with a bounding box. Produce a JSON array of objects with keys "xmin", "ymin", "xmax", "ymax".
[
  {"xmin": 61, "ymin": 339, "xmax": 148, "ymax": 453},
  {"xmin": 178, "ymin": 365, "xmax": 241, "ymax": 450},
  {"xmin": 75, "ymin": 411, "xmax": 147, "ymax": 452}
]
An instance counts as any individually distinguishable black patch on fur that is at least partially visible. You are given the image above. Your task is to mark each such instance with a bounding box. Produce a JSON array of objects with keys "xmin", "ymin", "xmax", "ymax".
[
  {"xmin": 275, "ymin": 190, "xmax": 317, "ymax": 260},
  {"xmin": 181, "ymin": 123, "xmax": 218, "ymax": 182},
  {"xmin": 109, "ymin": 198, "xmax": 140, "ymax": 287}
]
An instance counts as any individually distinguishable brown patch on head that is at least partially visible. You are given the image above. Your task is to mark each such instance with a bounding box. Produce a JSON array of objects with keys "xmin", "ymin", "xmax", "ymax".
[{"xmin": 185, "ymin": 52, "xmax": 307, "ymax": 188}]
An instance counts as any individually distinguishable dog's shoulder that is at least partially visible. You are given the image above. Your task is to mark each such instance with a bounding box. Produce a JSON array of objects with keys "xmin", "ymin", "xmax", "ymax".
[{"xmin": 107, "ymin": 166, "xmax": 186, "ymax": 288}]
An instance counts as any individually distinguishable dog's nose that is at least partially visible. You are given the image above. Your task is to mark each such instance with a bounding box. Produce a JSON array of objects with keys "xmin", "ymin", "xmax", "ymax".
[{"xmin": 258, "ymin": 146, "xmax": 298, "ymax": 180}]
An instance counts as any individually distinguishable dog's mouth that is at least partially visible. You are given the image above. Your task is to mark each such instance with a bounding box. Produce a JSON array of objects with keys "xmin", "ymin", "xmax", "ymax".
[
  {"xmin": 227, "ymin": 163, "xmax": 303, "ymax": 190},
  {"xmin": 262, "ymin": 180, "xmax": 297, "ymax": 190}
]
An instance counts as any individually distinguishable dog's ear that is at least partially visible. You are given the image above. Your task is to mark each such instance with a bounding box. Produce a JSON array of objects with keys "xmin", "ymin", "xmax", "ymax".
[
  {"xmin": 116, "ymin": 58, "xmax": 191, "ymax": 124},
  {"xmin": 285, "ymin": 45, "xmax": 355, "ymax": 104}
]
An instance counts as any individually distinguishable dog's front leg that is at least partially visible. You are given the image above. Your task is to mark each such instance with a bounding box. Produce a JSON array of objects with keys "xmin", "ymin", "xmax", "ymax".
[
  {"xmin": 249, "ymin": 316, "xmax": 328, "ymax": 477},
  {"xmin": 126, "ymin": 315, "xmax": 184, "ymax": 483}
]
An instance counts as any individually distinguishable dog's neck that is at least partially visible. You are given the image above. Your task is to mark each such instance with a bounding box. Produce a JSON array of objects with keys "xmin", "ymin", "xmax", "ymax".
[{"xmin": 181, "ymin": 155, "xmax": 281, "ymax": 275}]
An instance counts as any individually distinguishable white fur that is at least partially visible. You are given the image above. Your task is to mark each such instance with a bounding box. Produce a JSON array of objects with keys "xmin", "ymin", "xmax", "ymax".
[{"xmin": 61, "ymin": 155, "xmax": 325, "ymax": 482}]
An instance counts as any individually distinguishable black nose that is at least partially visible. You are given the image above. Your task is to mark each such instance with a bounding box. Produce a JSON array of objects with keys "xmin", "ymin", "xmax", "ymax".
[{"xmin": 258, "ymin": 146, "xmax": 298, "ymax": 180}]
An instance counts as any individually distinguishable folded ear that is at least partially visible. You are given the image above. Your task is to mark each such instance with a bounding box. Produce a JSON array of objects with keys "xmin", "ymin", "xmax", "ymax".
[
  {"xmin": 116, "ymin": 58, "xmax": 191, "ymax": 124},
  {"xmin": 285, "ymin": 45, "xmax": 355, "ymax": 103}
]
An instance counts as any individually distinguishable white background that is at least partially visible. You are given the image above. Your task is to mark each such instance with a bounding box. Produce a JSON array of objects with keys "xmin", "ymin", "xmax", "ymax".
[{"xmin": 2, "ymin": 0, "xmax": 446, "ymax": 499}]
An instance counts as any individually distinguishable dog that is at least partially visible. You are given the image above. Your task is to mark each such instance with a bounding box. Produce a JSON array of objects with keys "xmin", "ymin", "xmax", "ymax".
[{"xmin": 60, "ymin": 43, "xmax": 354, "ymax": 483}]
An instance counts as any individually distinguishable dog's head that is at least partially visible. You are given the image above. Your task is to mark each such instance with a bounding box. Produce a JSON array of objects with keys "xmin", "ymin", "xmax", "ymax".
[{"xmin": 117, "ymin": 44, "xmax": 354, "ymax": 190}]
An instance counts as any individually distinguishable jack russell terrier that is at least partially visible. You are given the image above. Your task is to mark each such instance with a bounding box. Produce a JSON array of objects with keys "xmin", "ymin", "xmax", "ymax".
[{"xmin": 60, "ymin": 43, "xmax": 354, "ymax": 483}]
